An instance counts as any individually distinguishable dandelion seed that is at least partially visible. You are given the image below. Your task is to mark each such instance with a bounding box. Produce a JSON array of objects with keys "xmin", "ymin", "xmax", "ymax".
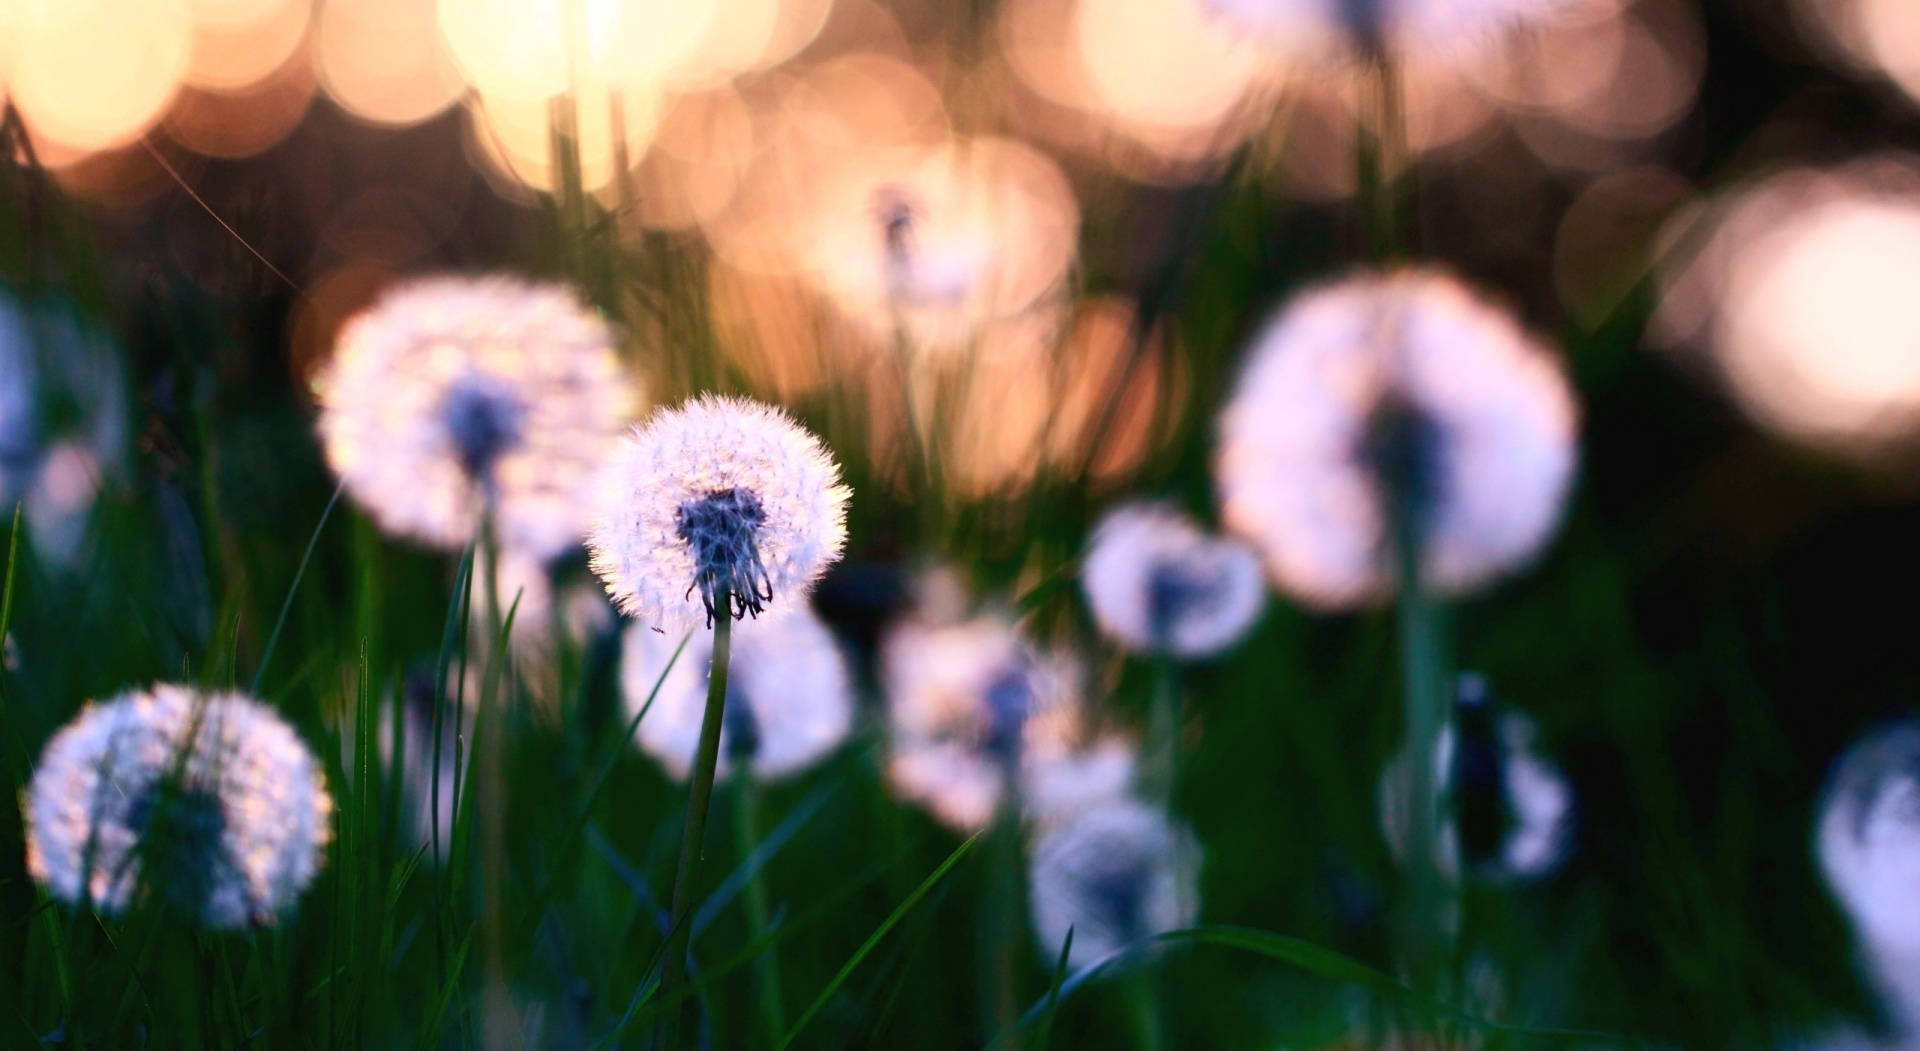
[
  {"xmin": 1817, "ymin": 718, "xmax": 1920, "ymax": 1036},
  {"xmin": 1080, "ymin": 502, "xmax": 1266, "ymax": 658},
  {"xmin": 621, "ymin": 606, "xmax": 856, "ymax": 781},
  {"xmin": 882, "ymin": 613, "xmax": 1085, "ymax": 831},
  {"xmin": 587, "ymin": 394, "xmax": 850, "ymax": 634},
  {"xmin": 313, "ymin": 274, "xmax": 637, "ymax": 559},
  {"xmin": 22, "ymin": 684, "xmax": 333, "ymax": 929},
  {"xmin": 1378, "ymin": 674, "xmax": 1573, "ymax": 882},
  {"xmin": 1215, "ymin": 269, "xmax": 1578, "ymax": 609},
  {"xmin": 1028, "ymin": 799, "xmax": 1200, "ymax": 972}
]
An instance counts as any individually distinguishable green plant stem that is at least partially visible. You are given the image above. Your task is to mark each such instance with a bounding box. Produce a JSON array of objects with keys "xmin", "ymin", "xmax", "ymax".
[
  {"xmin": 984, "ymin": 793, "xmax": 1023, "ymax": 1049},
  {"xmin": 477, "ymin": 510, "xmax": 513, "ymax": 1048},
  {"xmin": 1356, "ymin": 57, "xmax": 1407, "ymax": 262},
  {"xmin": 658, "ymin": 600, "xmax": 735, "ymax": 1050},
  {"xmin": 730, "ymin": 771, "xmax": 787, "ymax": 1045},
  {"xmin": 1392, "ymin": 507, "xmax": 1449, "ymax": 1005},
  {"xmin": 1123, "ymin": 969, "xmax": 1166, "ymax": 1051}
]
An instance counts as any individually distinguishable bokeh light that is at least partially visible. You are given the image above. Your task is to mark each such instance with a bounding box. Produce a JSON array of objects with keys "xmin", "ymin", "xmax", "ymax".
[
  {"xmin": 3, "ymin": 0, "xmax": 193, "ymax": 155},
  {"xmin": 184, "ymin": 0, "xmax": 309, "ymax": 92},
  {"xmin": 315, "ymin": 0, "xmax": 466, "ymax": 126},
  {"xmin": 1657, "ymin": 156, "xmax": 1920, "ymax": 457}
]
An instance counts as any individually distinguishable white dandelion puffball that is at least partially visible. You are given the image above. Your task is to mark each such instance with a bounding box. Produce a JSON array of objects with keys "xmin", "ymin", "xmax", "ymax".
[
  {"xmin": 1080, "ymin": 502, "xmax": 1266, "ymax": 658},
  {"xmin": 621, "ymin": 605, "xmax": 856, "ymax": 781},
  {"xmin": 587, "ymin": 394, "xmax": 850, "ymax": 634},
  {"xmin": 882, "ymin": 614, "xmax": 1085, "ymax": 831},
  {"xmin": 1378, "ymin": 677, "xmax": 1573, "ymax": 882},
  {"xmin": 314, "ymin": 274, "xmax": 638, "ymax": 560},
  {"xmin": 1818, "ymin": 717, "xmax": 1920, "ymax": 1035},
  {"xmin": 1023, "ymin": 736, "xmax": 1140, "ymax": 828},
  {"xmin": 1215, "ymin": 269, "xmax": 1578, "ymax": 610},
  {"xmin": 1198, "ymin": 0, "xmax": 1606, "ymax": 65},
  {"xmin": 1029, "ymin": 799, "xmax": 1200, "ymax": 972},
  {"xmin": 23, "ymin": 685, "xmax": 333, "ymax": 929}
]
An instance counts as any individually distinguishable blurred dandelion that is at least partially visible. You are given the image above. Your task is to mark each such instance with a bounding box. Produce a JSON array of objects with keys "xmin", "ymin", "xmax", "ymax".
[
  {"xmin": 1817, "ymin": 718, "xmax": 1920, "ymax": 1037},
  {"xmin": 1379, "ymin": 674, "xmax": 1574, "ymax": 882},
  {"xmin": 882, "ymin": 612, "xmax": 1086, "ymax": 831},
  {"xmin": 23, "ymin": 684, "xmax": 333, "ymax": 929},
  {"xmin": 0, "ymin": 292, "xmax": 129, "ymax": 568},
  {"xmin": 587, "ymin": 394, "xmax": 850, "ymax": 633},
  {"xmin": 1080, "ymin": 502, "xmax": 1266, "ymax": 658},
  {"xmin": 1028, "ymin": 798, "xmax": 1200, "ymax": 972},
  {"xmin": 1024, "ymin": 735, "xmax": 1140, "ymax": 826},
  {"xmin": 621, "ymin": 605, "xmax": 854, "ymax": 781},
  {"xmin": 313, "ymin": 274, "xmax": 636, "ymax": 560},
  {"xmin": 1214, "ymin": 268, "xmax": 1579, "ymax": 609},
  {"xmin": 797, "ymin": 137, "xmax": 1081, "ymax": 353}
]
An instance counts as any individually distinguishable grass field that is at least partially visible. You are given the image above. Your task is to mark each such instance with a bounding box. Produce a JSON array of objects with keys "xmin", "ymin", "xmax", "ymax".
[{"xmin": 5, "ymin": 1, "xmax": 1920, "ymax": 1048}]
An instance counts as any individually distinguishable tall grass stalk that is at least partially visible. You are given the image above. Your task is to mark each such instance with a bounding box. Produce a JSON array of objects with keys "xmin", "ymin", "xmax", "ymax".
[{"xmin": 657, "ymin": 592, "xmax": 736, "ymax": 1049}]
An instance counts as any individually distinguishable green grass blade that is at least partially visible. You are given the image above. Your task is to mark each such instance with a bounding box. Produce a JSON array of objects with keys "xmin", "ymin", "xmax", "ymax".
[
  {"xmin": 249, "ymin": 480, "xmax": 343, "ymax": 696},
  {"xmin": 775, "ymin": 832, "xmax": 981, "ymax": 1051}
]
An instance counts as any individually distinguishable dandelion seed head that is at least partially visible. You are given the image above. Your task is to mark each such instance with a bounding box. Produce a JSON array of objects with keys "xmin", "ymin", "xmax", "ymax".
[
  {"xmin": 314, "ymin": 274, "xmax": 637, "ymax": 560},
  {"xmin": 1028, "ymin": 799, "xmax": 1200, "ymax": 971},
  {"xmin": 1378, "ymin": 677, "xmax": 1572, "ymax": 881},
  {"xmin": 1023, "ymin": 736, "xmax": 1140, "ymax": 827},
  {"xmin": 1818, "ymin": 719, "xmax": 1920, "ymax": 961},
  {"xmin": 588, "ymin": 394, "xmax": 850, "ymax": 634},
  {"xmin": 1215, "ymin": 269, "xmax": 1578, "ymax": 609},
  {"xmin": 882, "ymin": 614, "xmax": 1084, "ymax": 831},
  {"xmin": 23, "ymin": 684, "xmax": 333, "ymax": 929},
  {"xmin": 1080, "ymin": 502, "xmax": 1266, "ymax": 658},
  {"xmin": 621, "ymin": 606, "xmax": 855, "ymax": 782}
]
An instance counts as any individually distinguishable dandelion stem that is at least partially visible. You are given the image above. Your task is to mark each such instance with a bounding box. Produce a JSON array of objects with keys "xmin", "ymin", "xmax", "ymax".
[
  {"xmin": 1391, "ymin": 502, "xmax": 1450, "ymax": 1006},
  {"xmin": 1356, "ymin": 57, "xmax": 1408, "ymax": 262},
  {"xmin": 984, "ymin": 793, "xmax": 1024, "ymax": 1048},
  {"xmin": 658, "ymin": 591, "xmax": 735, "ymax": 1050},
  {"xmin": 730, "ymin": 771, "xmax": 788, "ymax": 1044}
]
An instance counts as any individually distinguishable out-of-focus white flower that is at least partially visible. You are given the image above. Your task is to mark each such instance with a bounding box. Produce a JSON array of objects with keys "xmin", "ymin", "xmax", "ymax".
[
  {"xmin": 1080, "ymin": 502, "xmax": 1266, "ymax": 658},
  {"xmin": 799, "ymin": 138, "xmax": 1081, "ymax": 353},
  {"xmin": 1817, "ymin": 718, "xmax": 1920, "ymax": 1037},
  {"xmin": 1215, "ymin": 269, "xmax": 1578, "ymax": 609},
  {"xmin": 0, "ymin": 292, "xmax": 129, "ymax": 569},
  {"xmin": 588, "ymin": 394, "xmax": 850, "ymax": 634},
  {"xmin": 1378, "ymin": 675, "xmax": 1573, "ymax": 882},
  {"xmin": 882, "ymin": 613, "xmax": 1086, "ymax": 831},
  {"xmin": 1023, "ymin": 735, "xmax": 1140, "ymax": 827},
  {"xmin": 621, "ymin": 605, "xmax": 855, "ymax": 781},
  {"xmin": 314, "ymin": 275, "xmax": 637, "ymax": 560},
  {"xmin": 23, "ymin": 684, "xmax": 333, "ymax": 929},
  {"xmin": 1028, "ymin": 798, "xmax": 1200, "ymax": 972},
  {"xmin": 1198, "ymin": 0, "xmax": 1605, "ymax": 65}
]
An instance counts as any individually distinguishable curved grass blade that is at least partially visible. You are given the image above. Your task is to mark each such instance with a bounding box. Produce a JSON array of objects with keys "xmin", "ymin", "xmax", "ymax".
[
  {"xmin": 775, "ymin": 832, "xmax": 981, "ymax": 1051},
  {"xmin": 250, "ymin": 479, "xmax": 343, "ymax": 696},
  {"xmin": 991, "ymin": 925, "xmax": 1628, "ymax": 1048}
]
